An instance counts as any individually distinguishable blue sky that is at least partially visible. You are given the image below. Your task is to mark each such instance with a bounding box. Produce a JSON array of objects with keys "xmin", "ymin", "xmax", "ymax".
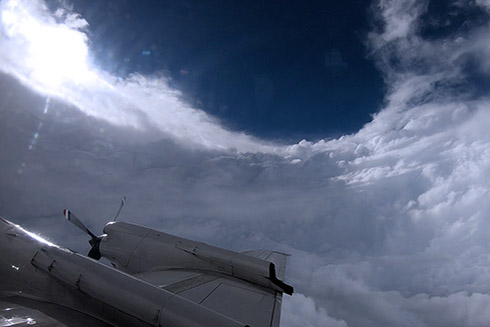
[
  {"xmin": 1, "ymin": 1, "xmax": 490, "ymax": 326},
  {"xmin": 52, "ymin": 0, "xmax": 385, "ymax": 140}
]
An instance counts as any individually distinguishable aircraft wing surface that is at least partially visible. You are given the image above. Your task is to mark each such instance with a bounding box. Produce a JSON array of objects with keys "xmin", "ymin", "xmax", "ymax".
[
  {"xmin": 0, "ymin": 217, "xmax": 292, "ymax": 327},
  {"xmin": 241, "ymin": 250, "xmax": 290, "ymax": 281},
  {"xmin": 0, "ymin": 298, "xmax": 111, "ymax": 327},
  {"xmin": 134, "ymin": 267, "xmax": 283, "ymax": 327}
]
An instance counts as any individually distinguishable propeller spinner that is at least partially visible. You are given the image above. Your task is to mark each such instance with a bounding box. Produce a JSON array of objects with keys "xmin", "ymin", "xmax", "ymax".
[{"xmin": 63, "ymin": 196, "xmax": 126, "ymax": 260}]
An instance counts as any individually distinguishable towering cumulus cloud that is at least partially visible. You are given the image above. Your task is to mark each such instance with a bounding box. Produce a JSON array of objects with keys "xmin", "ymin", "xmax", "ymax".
[{"xmin": 1, "ymin": 0, "xmax": 490, "ymax": 326}]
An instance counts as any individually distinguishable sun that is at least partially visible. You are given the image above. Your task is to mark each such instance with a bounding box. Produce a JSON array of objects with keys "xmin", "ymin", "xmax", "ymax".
[{"xmin": 0, "ymin": 0, "xmax": 97, "ymax": 91}]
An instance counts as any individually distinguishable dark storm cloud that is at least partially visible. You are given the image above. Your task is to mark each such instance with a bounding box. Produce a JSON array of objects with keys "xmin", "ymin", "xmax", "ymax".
[{"xmin": 2, "ymin": 0, "xmax": 490, "ymax": 326}]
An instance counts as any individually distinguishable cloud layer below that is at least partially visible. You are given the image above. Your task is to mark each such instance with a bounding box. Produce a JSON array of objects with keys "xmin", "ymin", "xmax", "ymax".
[{"xmin": 1, "ymin": 0, "xmax": 490, "ymax": 326}]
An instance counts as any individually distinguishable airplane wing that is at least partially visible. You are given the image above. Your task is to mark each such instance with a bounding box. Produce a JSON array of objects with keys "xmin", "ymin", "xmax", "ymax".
[
  {"xmin": 134, "ymin": 267, "xmax": 283, "ymax": 327},
  {"xmin": 1, "ymin": 217, "xmax": 292, "ymax": 327},
  {"xmin": 0, "ymin": 299, "xmax": 111, "ymax": 327},
  {"xmin": 241, "ymin": 250, "xmax": 290, "ymax": 281},
  {"xmin": 96, "ymin": 221, "xmax": 293, "ymax": 327}
]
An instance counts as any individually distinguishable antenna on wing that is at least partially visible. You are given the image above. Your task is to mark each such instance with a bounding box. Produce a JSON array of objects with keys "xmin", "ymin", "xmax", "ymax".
[{"xmin": 112, "ymin": 196, "xmax": 126, "ymax": 222}]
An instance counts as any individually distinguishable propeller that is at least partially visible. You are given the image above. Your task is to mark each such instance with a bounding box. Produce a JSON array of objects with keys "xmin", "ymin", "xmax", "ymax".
[
  {"xmin": 63, "ymin": 209, "xmax": 102, "ymax": 260},
  {"xmin": 63, "ymin": 196, "xmax": 127, "ymax": 260}
]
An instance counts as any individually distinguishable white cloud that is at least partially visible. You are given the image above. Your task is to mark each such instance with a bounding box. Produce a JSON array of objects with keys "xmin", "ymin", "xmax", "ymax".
[
  {"xmin": 0, "ymin": 0, "xmax": 278, "ymax": 153},
  {"xmin": 282, "ymin": 293, "xmax": 347, "ymax": 327},
  {"xmin": 476, "ymin": 0, "xmax": 490, "ymax": 12},
  {"xmin": 1, "ymin": 0, "xmax": 490, "ymax": 326},
  {"xmin": 374, "ymin": 0, "xmax": 427, "ymax": 42}
]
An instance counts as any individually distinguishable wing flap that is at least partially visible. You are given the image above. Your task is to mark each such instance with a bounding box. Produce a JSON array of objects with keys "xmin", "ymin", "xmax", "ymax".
[{"xmin": 198, "ymin": 282, "xmax": 276, "ymax": 327}]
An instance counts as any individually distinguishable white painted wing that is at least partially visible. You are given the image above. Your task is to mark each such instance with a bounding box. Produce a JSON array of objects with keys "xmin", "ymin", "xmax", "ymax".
[
  {"xmin": 135, "ymin": 268, "xmax": 284, "ymax": 327},
  {"xmin": 0, "ymin": 299, "xmax": 111, "ymax": 327},
  {"xmin": 241, "ymin": 250, "xmax": 291, "ymax": 281}
]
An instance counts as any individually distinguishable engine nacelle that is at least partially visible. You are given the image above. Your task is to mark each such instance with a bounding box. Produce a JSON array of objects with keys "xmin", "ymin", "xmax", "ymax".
[{"xmin": 99, "ymin": 221, "xmax": 293, "ymax": 295}]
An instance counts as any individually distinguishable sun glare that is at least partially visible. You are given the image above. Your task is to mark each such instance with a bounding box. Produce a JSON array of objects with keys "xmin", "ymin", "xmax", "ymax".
[{"xmin": 1, "ymin": 0, "xmax": 96, "ymax": 90}]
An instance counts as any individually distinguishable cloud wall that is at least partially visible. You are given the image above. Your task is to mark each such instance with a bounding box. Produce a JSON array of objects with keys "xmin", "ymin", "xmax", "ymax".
[
  {"xmin": 1, "ymin": 0, "xmax": 490, "ymax": 326},
  {"xmin": 0, "ymin": 0, "xmax": 277, "ymax": 152}
]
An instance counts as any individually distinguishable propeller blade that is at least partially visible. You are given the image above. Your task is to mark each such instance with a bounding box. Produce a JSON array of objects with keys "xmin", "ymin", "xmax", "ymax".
[
  {"xmin": 63, "ymin": 209, "xmax": 103, "ymax": 260},
  {"xmin": 112, "ymin": 196, "xmax": 127, "ymax": 222},
  {"xmin": 63, "ymin": 209, "xmax": 97, "ymax": 239}
]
